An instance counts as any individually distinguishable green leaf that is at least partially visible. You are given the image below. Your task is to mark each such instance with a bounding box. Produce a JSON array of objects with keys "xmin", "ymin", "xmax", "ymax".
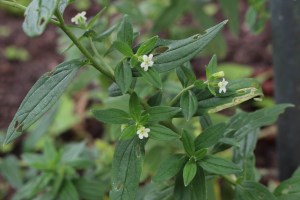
[
  {"xmin": 120, "ymin": 124, "xmax": 137, "ymax": 140},
  {"xmin": 194, "ymin": 123, "xmax": 226, "ymax": 150},
  {"xmin": 113, "ymin": 41, "xmax": 134, "ymax": 57},
  {"xmin": 115, "ymin": 61, "xmax": 133, "ymax": 94},
  {"xmin": 86, "ymin": 7, "xmax": 107, "ymax": 29},
  {"xmin": 180, "ymin": 91, "xmax": 198, "ymax": 121},
  {"xmin": 92, "ymin": 108, "xmax": 131, "ymax": 124},
  {"xmin": 147, "ymin": 91, "xmax": 163, "ymax": 106},
  {"xmin": 176, "ymin": 64, "xmax": 196, "ymax": 87},
  {"xmin": 235, "ymin": 181, "xmax": 276, "ymax": 200},
  {"xmin": 182, "ymin": 130, "xmax": 195, "ymax": 156},
  {"xmin": 153, "ymin": 21, "xmax": 227, "ymax": 73},
  {"xmin": 153, "ymin": 154, "xmax": 186, "ymax": 182},
  {"xmin": 74, "ymin": 178, "xmax": 106, "ymax": 200},
  {"xmin": 174, "ymin": 167, "xmax": 207, "ymax": 200},
  {"xmin": 94, "ymin": 24, "xmax": 118, "ymax": 42},
  {"xmin": 149, "ymin": 124, "xmax": 180, "ymax": 141},
  {"xmin": 136, "ymin": 36, "xmax": 158, "ymax": 56},
  {"xmin": 0, "ymin": 156, "xmax": 23, "ymax": 189},
  {"xmin": 117, "ymin": 15, "xmax": 133, "ymax": 45},
  {"xmin": 198, "ymin": 155, "xmax": 241, "ymax": 175},
  {"xmin": 206, "ymin": 55, "xmax": 218, "ymax": 79},
  {"xmin": 129, "ymin": 92, "xmax": 142, "ymax": 122},
  {"xmin": 194, "ymin": 80, "xmax": 206, "ymax": 90},
  {"xmin": 146, "ymin": 106, "xmax": 181, "ymax": 122},
  {"xmin": 5, "ymin": 59, "xmax": 84, "ymax": 144},
  {"xmin": 23, "ymin": 0, "xmax": 58, "ymax": 37},
  {"xmin": 58, "ymin": 180, "xmax": 79, "ymax": 200},
  {"xmin": 58, "ymin": 0, "xmax": 68, "ymax": 14},
  {"xmin": 137, "ymin": 67, "xmax": 162, "ymax": 89},
  {"xmin": 183, "ymin": 160, "xmax": 197, "ymax": 186},
  {"xmin": 110, "ymin": 138, "xmax": 144, "ymax": 200},
  {"xmin": 194, "ymin": 149, "xmax": 208, "ymax": 161}
]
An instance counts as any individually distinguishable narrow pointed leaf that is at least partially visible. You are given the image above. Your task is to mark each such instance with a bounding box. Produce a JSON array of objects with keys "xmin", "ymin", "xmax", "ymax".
[
  {"xmin": 149, "ymin": 124, "xmax": 180, "ymax": 141},
  {"xmin": 92, "ymin": 108, "xmax": 131, "ymax": 124},
  {"xmin": 206, "ymin": 55, "xmax": 218, "ymax": 79},
  {"xmin": 113, "ymin": 41, "xmax": 134, "ymax": 57},
  {"xmin": 182, "ymin": 130, "xmax": 195, "ymax": 156},
  {"xmin": 180, "ymin": 91, "xmax": 198, "ymax": 121},
  {"xmin": 137, "ymin": 67, "xmax": 162, "ymax": 89},
  {"xmin": 183, "ymin": 160, "xmax": 197, "ymax": 186},
  {"xmin": 136, "ymin": 36, "xmax": 158, "ymax": 55},
  {"xmin": 110, "ymin": 138, "xmax": 144, "ymax": 200},
  {"xmin": 153, "ymin": 21, "xmax": 227, "ymax": 73},
  {"xmin": 120, "ymin": 125, "xmax": 136, "ymax": 140},
  {"xmin": 146, "ymin": 106, "xmax": 181, "ymax": 122},
  {"xmin": 198, "ymin": 155, "xmax": 241, "ymax": 175},
  {"xmin": 114, "ymin": 61, "xmax": 133, "ymax": 94},
  {"xmin": 129, "ymin": 92, "xmax": 142, "ymax": 121},
  {"xmin": 117, "ymin": 15, "xmax": 133, "ymax": 45},
  {"xmin": 5, "ymin": 59, "xmax": 84, "ymax": 144},
  {"xmin": 153, "ymin": 154, "xmax": 186, "ymax": 182}
]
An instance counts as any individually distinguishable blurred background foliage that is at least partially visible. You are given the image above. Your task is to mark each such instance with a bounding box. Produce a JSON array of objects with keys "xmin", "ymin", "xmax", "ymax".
[{"xmin": 0, "ymin": 0, "xmax": 274, "ymax": 199}]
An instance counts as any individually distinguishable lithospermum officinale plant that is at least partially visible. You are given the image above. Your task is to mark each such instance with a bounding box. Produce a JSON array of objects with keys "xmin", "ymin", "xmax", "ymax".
[{"xmin": 0, "ymin": 0, "xmax": 295, "ymax": 199}]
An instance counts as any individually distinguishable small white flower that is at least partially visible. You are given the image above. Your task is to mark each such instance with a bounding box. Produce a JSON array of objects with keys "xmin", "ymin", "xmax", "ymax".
[
  {"xmin": 218, "ymin": 78, "xmax": 228, "ymax": 93},
  {"xmin": 71, "ymin": 11, "xmax": 87, "ymax": 25},
  {"xmin": 137, "ymin": 126, "xmax": 150, "ymax": 139},
  {"xmin": 140, "ymin": 54, "xmax": 154, "ymax": 71}
]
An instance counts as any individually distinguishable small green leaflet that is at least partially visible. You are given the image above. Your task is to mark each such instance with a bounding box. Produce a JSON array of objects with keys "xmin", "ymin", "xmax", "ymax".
[
  {"xmin": 146, "ymin": 106, "xmax": 181, "ymax": 122},
  {"xmin": 153, "ymin": 20, "xmax": 227, "ymax": 73},
  {"xmin": 235, "ymin": 181, "xmax": 276, "ymax": 200},
  {"xmin": 23, "ymin": 0, "xmax": 59, "ymax": 37},
  {"xmin": 153, "ymin": 154, "xmax": 186, "ymax": 183},
  {"xmin": 198, "ymin": 155, "xmax": 241, "ymax": 175},
  {"xmin": 194, "ymin": 123, "xmax": 226, "ymax": 150},
  {"xmin": 205, "ymin": 55, "xmax": 218, "ymax": 79},
  {"xmin": 120, "ymin": 125, "xmax": 136, "ymax": 140},
  {"xmin": 149, "ymin": 124, "xmax": 180, "ymax": 141},
  {"xmin": 182, "ymin": 130, "xmax": 195, "ymax": 156},
  {"xmin": 180, "ymin": 91, "xmax": 198, "ymax": 121},
  {"xmin": 110, "ymin": 138, "xmax": 144, "ymax": 200},
  {"xmin": 183, "ymin": 160, "xmax": 197, "ymax": 186},
  {"xmin": 117, "ymin": 15, "xmax": 133, "ymax": 46},
  {"xmin": 137, "ymin": 67, "xmax": 162, "ymax": 89},
  {"xmin": 136, "ymin": 36, "xmax": 158, "ymax": 56},
  {"xmin": 5, "ymin": 59, "xmax": 84, "ymax": 144},
  {"xmin": 129, "ymin": 92, "xmax": 142, "ymax": 122},
  {"xmin": 114, "ymin": 61, "xmax": 133, "ymax": 94},
  {"xmin": 92, "ymin": 108, "xmax": 131, "ymax": 124},
  {"xmin": 113, "ymin": 41, "xmax": 134, "ymax": 57}
]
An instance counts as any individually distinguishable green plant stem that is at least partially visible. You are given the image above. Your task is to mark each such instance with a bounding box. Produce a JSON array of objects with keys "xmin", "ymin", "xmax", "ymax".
[
  {"xmin": 55, "ymin": 10, "xmax": 115, "ymax": 81},
  {"xmin": 0, "ymin": 0, "xmax": 60, "ymax": 26},
  {"xmin": 170, "ymin": 84, "xmax": 195, "ymax": 106},
  {"xmin": 221, "ymin": 175, "xmax": 237, "ymax": 186}
]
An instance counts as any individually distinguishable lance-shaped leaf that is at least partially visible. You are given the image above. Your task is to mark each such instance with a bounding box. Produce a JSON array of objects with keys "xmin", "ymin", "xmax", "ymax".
[
  {"xmin": 153, "ymin": 20, "xmax": 227, "ymax": 73},
  {"xmin": 137, "ymin": 67, "xmax": 162, "ymax": 89},
  {"xmin": 5, "ymin": 59, "xmax": 84, "ymax": 144},
  {"xmin": 110, "ymin": 138, "xmax": 144, "ymax": 200},
  {"xmin": 117, "ymin": 15, "xmax": 133, "ymax": 46},
  {"xmin": 114, "ymin": 61, "xmax": 133, "ymax": 94},
  {"xmin": 198, "ymin": 155, "xmax": 241, "ymax": 175},
  {"xmin": 92, "ymin": 108, "xmax": 131, "ymax": 124},
  {"xmin": 149, "ymin": 124, "xmax": 180, "ymax": 141},
  {"xmin": 146, "ymin": 106, "xmax": 181, "ymax": 122},
  {"xmin": 183, "ymin": 160, "xmax": 197, "ymax": 186},
  {"xmin": 136, "ymin": 36, "xmax": 158, "ymax": 56},
  {"xmin": 23, "ymin": 0, "xmax": 59, "ymax": 37},
  {"xmin": 180, "ymin": 90, "xmax": 198, "ymax": 121},
  {"xmin": 153, "ymin": 154, "xmax": 186, "ymax": 182}
]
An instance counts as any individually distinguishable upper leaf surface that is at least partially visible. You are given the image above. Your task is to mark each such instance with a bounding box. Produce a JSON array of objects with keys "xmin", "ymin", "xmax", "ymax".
[{"xmin": 5, "ymin": 59, "xmax": 84, "ymax": 144}]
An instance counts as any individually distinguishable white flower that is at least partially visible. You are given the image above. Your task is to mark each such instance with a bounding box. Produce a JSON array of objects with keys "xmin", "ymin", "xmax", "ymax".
[
  {"xmin": 137, "ymin": 126, "xmax": 150, "ymax": 139},
  {"xmin": 140, "ymin": 54, "xmax": 154, "ymax": 71},
  {"xmin": 218, "ymin": 78, "xmax": 228, "ymax": 93},
  {"xmin": 71, "ymin": 11, "xmax": 87, "ymax": 25}
]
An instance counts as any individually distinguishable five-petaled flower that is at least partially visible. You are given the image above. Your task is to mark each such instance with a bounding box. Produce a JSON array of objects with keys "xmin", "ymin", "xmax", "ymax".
[
  {"xmin": 71, "ymin": 11, "xmax": 87, "ymax": 25},
  {"xmin": 218, "ymin": 78, "xmax": 228, "ymax": 93},
  {"xmin": 137, "ymin": 126, "xmax": 150, "ymax": 139},
  {"xmin": 140, "ymin": 54, "xmax": 154, "ymax": 71}
]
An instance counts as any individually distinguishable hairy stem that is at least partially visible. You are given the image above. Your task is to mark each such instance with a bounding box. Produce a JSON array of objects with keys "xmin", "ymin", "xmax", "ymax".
[
  {"xmin": 55, "ymin": 10, "xmax": 115, "ymax": 81},
  {"xmin": 170, "ymin": 84, "xmax": 195, "ymax": 106}
]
